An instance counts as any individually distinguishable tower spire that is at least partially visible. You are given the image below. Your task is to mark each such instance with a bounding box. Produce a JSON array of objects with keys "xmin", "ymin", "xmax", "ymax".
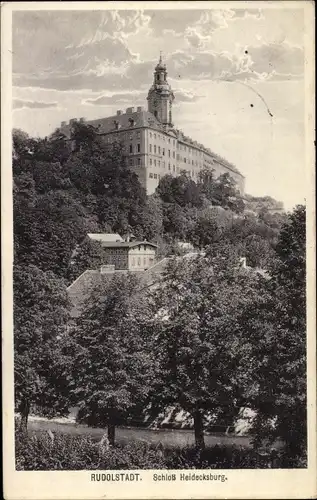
[{"xmin": 147, "ymin": 56, "xmax": 174, "ymax": 126}]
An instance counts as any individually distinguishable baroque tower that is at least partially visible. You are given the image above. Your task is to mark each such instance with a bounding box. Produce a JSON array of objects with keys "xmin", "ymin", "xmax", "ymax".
[{"xmin": 147, "ymin": 54, "xmax": 175, "ymax": 127}]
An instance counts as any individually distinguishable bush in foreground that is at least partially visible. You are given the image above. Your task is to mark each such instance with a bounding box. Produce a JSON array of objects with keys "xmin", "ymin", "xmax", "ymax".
[{"xmin": 14, "ymin": 430, "xmax": 304, "ymax": 470}]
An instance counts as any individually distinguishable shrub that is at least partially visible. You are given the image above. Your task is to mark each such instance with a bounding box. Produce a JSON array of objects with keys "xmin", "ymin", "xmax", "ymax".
[{"xmin": 16, "ymin": 430, "xmax": 286, "ymax": 470}]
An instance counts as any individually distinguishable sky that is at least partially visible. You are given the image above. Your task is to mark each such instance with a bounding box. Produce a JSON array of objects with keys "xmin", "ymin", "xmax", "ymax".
[{"xmin": 12, "ymin": 5, "xmax": 308, "ymax": 209}]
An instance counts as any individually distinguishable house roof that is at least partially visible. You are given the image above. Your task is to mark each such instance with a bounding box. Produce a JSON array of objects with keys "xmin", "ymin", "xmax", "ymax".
[
  {"xmin": 89, "ymin": 110, "xmax": 163, "ymax": 134},
  {"xmin": 67, "ymin": 259, "xmax": 168, "ymax": 318},
  {"xmin": 87, "ymin": 233, "xmax": 123, "ymax": 243},
  {"xmin": 99, "ymin": 241, "xmax": 158, "ymax": 249},
  {"xmin": 61, "ymin": 109, "xmax": 165, "ymax": 138},
  {"xmin": 87, "ymin": 233, "xmax": 157, "ymax": 249}
]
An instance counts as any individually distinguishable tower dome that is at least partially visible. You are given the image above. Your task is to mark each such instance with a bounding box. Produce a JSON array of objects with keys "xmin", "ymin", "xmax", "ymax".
[{"xmin": 147, "ymin": 53, "xmax": 174, "ymax": 126}]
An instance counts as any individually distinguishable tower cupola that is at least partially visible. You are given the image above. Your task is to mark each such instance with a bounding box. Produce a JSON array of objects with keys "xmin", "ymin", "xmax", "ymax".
[{"xmin": 147, "ymin": 53, "xmax": 174, "ymax": 126}]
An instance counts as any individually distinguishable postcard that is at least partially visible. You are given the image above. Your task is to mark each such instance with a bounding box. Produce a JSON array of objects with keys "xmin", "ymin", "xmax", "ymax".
[{"xmin": 1, "ymin": 1, "xmax": 316, "ymax": 499}]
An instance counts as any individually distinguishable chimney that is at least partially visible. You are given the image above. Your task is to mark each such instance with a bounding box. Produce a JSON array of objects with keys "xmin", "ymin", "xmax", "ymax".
[
  {"xmin": 126, "ymin": 107, "xmax": 135, "ymax": 114},
  {"xmin": 100, "ymin": 265, "xmax": 115, "ymax": 274},
  {"xmin": 69, "ymin": 118, "xmax": 77, "ymax": 125},
  {"xmin": 117, "ymin": 110, "xmax": 123, "ymax": 116},
  {"xmin": 61, "ymin": 121, "xmax": 67, "ymax": 127},
  {"xmin": 79, "ymin": 117, "xmax": 85, "ymax": 123},
  {"xmin": 137, "ymin": 106, "xmax": 143, "ymax": 112}
]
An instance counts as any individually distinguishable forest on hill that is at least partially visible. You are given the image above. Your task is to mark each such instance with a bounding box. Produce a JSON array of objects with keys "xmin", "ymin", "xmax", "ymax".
[
  {"xmin": 13, "ymin": 122, "xmax": 286, "ymax": 283},
  {"xmin": 13, "ymin": 122, "xmax": 306, "ymax": 469}
]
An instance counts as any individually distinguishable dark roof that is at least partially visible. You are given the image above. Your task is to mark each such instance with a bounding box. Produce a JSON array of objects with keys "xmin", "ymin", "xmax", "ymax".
[
  {"xmin": 61, "ymin": 109, "xmax": 165, "ymax": 138},
  {"xmin": 67, "ymin": 259, "xmax": 169, "ymax": 318},
  {"xmin": 99, "ymin": 241, "xmax": 158, "ymax": 249}
]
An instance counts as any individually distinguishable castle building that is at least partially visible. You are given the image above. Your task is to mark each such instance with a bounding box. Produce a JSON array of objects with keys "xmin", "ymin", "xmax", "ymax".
[{"xmin": 60, "ymin": 55, "xmax": 245, "ymax": 195}]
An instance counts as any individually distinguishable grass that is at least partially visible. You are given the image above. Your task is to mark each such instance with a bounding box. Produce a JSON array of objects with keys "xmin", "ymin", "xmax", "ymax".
[
  {"xmin": 26, "ymin": 417, "xmax": 254, "ymax": 449},
  {"xmin": 16, "ymin": 428, "xmax": 281, "ymax": 471}
]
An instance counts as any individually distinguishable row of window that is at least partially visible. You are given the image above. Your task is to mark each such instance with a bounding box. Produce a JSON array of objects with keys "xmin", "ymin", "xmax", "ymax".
[
  {"xmin": 129, "ymin": 143, "xmax": 141, "ymax": 154},
  {"xmin": 129, "ymin": 157, "xmax": 141, "ymax": 166},
  {"xmin": 149, "ymin": 144, "xmax": 176, "ymax": 158},
  {"xmin": 105, "ymin": 131, "xmax": 141, "ymax": 142},
  {"xmin": 149, "ymin": 131, "xmax": 175, "ymax": 145},
  {"xmin": 176, "ymin": 153, "xmax": 203, "ymax": 167},
  {"xmin": 131, "ymin": 256, "xmax": 151, "ymax": 267},
  {"xmin": 149, "ymin": 170, "xmax": 198, "ymax": 180},
  {"xmin": 178, "ymin": 144, "xmax": 203, "ymax": 156},
  {"xmin": 106, "ymin": 248, "xmax": 126, "ymax": 254},
  {"xmin": 149, "ymin": 158, "xmax": 178, "ymax": 171}
]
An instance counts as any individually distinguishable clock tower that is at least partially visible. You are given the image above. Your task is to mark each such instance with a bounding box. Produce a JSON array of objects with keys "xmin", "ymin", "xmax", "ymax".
[{"xmin": 147, "ymin": 54, "xmax": 175, "ymax": 127}]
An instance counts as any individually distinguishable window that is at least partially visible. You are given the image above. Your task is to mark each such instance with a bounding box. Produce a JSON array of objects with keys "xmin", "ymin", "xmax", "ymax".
[
  {"xmin": 150, "ymin": 158, "xmax": 152, "ymax": 166},
  {"xmin": 137, "ymin": 143, "xmax": 140, "ymax": 152},
  {"xmin": 168, "ymin": 150, "xmax": 171, "ymax": 157},
  {"xmin": 158, "ymin": 174, "xmax": 161, "ymax": 179},
  {"xmin": 168, "ymin": 163, "xmax": 171, "ymax": 170},
  {"xmin": 138, "ymin": 257, "xmax": 141, "ymax": 266},
  {"xmin": 137, "ymin": 158, "xmax": 141, "ymax": 166},
  {"xmin": 154, "ymin": 133, "xmax": 156, "ymax": 139},
  {"xmin": 154, "ymin": 159, "xmax": 156, "ymax": 166},
  {"xmin": 158, "ymin": 146, "xmax": 161, "ymax": 154},
  {"xmin": 132, "ymin": 258, "xmax": 135, "ymax": 267},
  {"xmin": 154, "ymin": 110, "xmax": 158, "ymax": 118},
  {"xmin": 143, "ymin": 257, "xmax": 146, "ymax": 265},
  {"xmin": 150, "ymin": 132, "xmax": 152, "ymax": 138},
  {"xmin": 184, "ymin": 158, "xmax": 187, "ymax": 163},
  {"xmin": 136, "ymin": 132, "xmax": 140, "ymax": 139},
  {"xmin": 154, "ymin": 173, "xmax": 157, "ymax": 179},
  {"xmin": 154, "ymin": 145, "xmax": 156, "ymax": 154},
  {"xmin": 173, "ymin": 165, "xmax": 176, "ymax": 172},
  {"xmin": 149, "ymin": 172, "xmax": 153, "ymax": 178},
  {"xmin": 163, "ymin": 136, "xmax": 165, "ymax": 142},
  {"xmin": 129, "ymin": 159, "xmax": 133, "ymax": 166},
  {"xmin": 149, "ymin": 144, "xmax": 152, "ymax": 153},
  {"xmin": 129, "ymin": 144, "xmax": 133, "ymax": 154},
  {"xmin": 162, "ymin": 148, "xmax": 165, "ymax": 155},
  {"xmin": 173, "ymin": 151, "xmax": 175, "ymax": 159},
  {"xmin": 158, "ymin": 160, "xmax": 160, "ymax": 167},
  {"xmin": 168, "ymin": 138, "xmax": 170, "ymax": 143},
  {"xmin": 129, "ymin": 134, "xmax": 133, "ymax": 140}
]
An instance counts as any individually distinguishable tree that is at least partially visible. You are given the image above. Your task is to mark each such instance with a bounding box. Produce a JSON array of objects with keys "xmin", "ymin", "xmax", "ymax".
[
  {"xmin": 71, "ymin": 274, "xmax": 155, "ymax": 445},
  {"xmin": 243, "ymin": 205, "xmax": 306, "ymax": 464},
  {"xmin": 157, "ymin": 172, "xmax": 203, "ymax": 208},
  {"xmin": 14, "ymin": 265, "xmax": 72, "ymax": 430},
  {"xmin": 67, "ymin": 237, "xmax": 107, "ymax": 283},
  {"xmin": 149, "ymin": 245, "xmax": 261, "ymax": 452}
]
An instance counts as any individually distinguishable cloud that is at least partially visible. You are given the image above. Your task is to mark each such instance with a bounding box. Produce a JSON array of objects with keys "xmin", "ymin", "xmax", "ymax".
[
  {"xmin": 175, "ymin": 90, "xmax": 205, "ymax": 102},
  {"xmin": 230, "ymin": 8, "xmax": 264, "ymax": 20},
  {"xmin": 12, "ymin": 9, "xmax": 305, "ymax": 95},
  {"xmin": 13, "ymin": 99, "xmax": 58, "ymax": 110},
  {"xmin": 246, "ymin": 42, "xmax": 304, "ymax": 78},
  {"xmin": 85, "ymin": 91, "xmax": 146, "ymax": 106}
]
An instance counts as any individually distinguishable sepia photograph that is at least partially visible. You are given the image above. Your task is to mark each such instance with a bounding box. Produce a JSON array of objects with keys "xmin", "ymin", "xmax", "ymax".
[{"xmin": 2, "ymin": 1, "xmax": 316, "ymax": 499}]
